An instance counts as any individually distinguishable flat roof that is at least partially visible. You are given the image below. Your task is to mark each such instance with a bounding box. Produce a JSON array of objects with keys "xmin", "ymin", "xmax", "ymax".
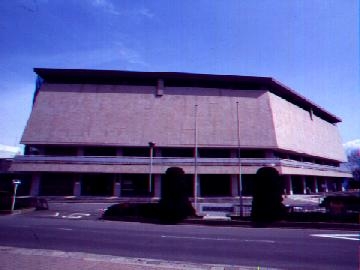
[{"xmin": 34, "ymin": 68, "xmax": 341, "ymax": 123}]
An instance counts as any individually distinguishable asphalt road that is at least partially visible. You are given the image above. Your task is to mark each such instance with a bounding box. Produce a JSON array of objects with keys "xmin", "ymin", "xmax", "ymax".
[{"xmin": 0, "ymin": 209, "xmax": 358, "ymax": 270}]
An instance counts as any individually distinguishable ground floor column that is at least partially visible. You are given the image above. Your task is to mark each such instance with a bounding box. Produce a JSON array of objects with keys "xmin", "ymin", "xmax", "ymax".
[
  {"xmin": 324, "ymin": 178, "xmax": 329, "ymax": 192},
  {"xmin": 313, "ymin": 177, "xmax": 319, "ymax": 193},
  {"xmin": 341, "ymin": 179, "xmax": 346, "ymax": 192},
  {"xmin": 30, "ymin": 174, "xmax": 40, "ymax": 196},
  {"xmin": 77, "ymin": 147, "xmax": 84, "ymax": 156},
  {"xmin": 153, "ymin": 174, "xmax": 161, "ymax": 199},
  {"xmin": 193, "ymin": 175, "xmax": 200, "ymax": 198},
  {"xmin": 285, "ymin": 175, "xmax": 293, "ymax": 195},
  {"xmin": 193, "ymin": 175, "xmax": 200, "ymax": 214},
  {"xmin": 331, "ymin": 178, "xmax": 342, "ymax": 192},
  {"xmin": 113, "ymin": 175, "xmax": 121, "ymax": 197},
  {"xmin": 231, "ymin": 174, "xmax": 239, "ymax": 197},
  {"xmin": 73, "ymin": 175, "xmax": 81, "ymax": 197},
  {"xmin": 301, "ymin": 176, "xmax": 307, "ymax": 194}
]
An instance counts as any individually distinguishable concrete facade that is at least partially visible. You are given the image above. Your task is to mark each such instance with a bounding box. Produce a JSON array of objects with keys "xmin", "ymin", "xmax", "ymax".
[{"xmin": 10, "ymin": 68, "xmax": 352, "ymax": 200}]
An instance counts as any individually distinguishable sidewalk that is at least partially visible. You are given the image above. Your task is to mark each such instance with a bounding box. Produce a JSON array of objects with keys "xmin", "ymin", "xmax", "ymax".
[
  {"xmin": 183, "ymin": 218, "xmax": 360, "ymax": 231},
  {"xmin": 0, "ymin": 245, "xmax": 274, "ymax": 270}
]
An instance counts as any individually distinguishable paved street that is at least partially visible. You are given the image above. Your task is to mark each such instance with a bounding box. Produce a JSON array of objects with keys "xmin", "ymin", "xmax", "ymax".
[
  {"xmin": 0, "ymin": 208, "xmax": 358, "ymax": 270},
  {"xmin": 28, "ymin": 202, "xmax": 111, "ymax": 220}
]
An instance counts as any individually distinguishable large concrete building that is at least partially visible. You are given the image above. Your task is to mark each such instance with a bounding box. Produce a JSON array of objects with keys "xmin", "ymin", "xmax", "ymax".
[{"xmin": 10, "ymin": 68, "xmax": 351, "ymax": 202}]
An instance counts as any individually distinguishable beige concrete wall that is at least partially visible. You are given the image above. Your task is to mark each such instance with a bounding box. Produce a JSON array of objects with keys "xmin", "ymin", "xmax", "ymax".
[
  {"xmin": 22, "ymin": 84, "xmax": 277, "ymax": 149},
  {"xmin": 268, "ymin": 93, "xmax": 346, "ymax": 162},
  {"xmin": 280, "ymin": 166, "xmax": 351, "ymax": 178},
  {"xmin": 21, "ymin": 83, "xmax": 346, "ymax": 163},
  {"xmin": 12, "ymin": 161, "xmax": 351, "ymax": 177},
  {"xmin": 10, "ymin": 162, "xmax": 274, "ymax": 175}
]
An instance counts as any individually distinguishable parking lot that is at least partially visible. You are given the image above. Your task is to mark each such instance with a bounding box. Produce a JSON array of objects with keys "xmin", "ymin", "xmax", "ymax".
[{"xmin": 24, "ymin": 202, "xmax": 115, "ymax": 220}]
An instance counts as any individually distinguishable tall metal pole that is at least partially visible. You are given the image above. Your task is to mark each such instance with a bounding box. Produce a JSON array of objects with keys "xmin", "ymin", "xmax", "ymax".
[
  {"xmin": 149, "ymin": 142, "xmax": 155, "ymax": 193},
  {"xmin": 194, "ymin": 104, "xmax": 198, "ymax": 213},
  {"xmin": 236, "ymin": 102, "xmax": 243, "ymax": 217}
]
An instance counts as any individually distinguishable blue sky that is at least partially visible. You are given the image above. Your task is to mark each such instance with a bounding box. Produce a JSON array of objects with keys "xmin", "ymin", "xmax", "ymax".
[{"xmin": 0, "ymin": 0, "xmax": 359, "ymax": 147}]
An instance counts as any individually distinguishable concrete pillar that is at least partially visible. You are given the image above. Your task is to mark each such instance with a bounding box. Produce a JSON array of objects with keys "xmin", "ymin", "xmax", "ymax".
[
  {"xmin": 265, "ymin": 150, "xmax": 275, "ymax": 158},
  {"xmin": 336, "ymin": 179, "xmax": 343, "ymax": 192},
  {"xmin": 301, "ymin": 176, "xmax": 307, "ymax": 194},
  {"xmin": 324, "ymin": 178, "xmax": 329, "ymax": 192},
  {"xmin": 285, "ymin": 175, "xmax": 293, "ymax": 195},
  {"xmin": 154, "ymin": 148, "xmax": 161, "ymax": 157},
  {"xmin": 231, "ymin": 174, "xmax": 239, "ymax": 197},
  {"xmin": 113, "ymin": 182, "xmax": 121, "ymax": 197},
  {"xmin": 153, "ymin": 174, "xmax": 161, "ymax": 199},
  {"xmin": 341, "ymin": 179, "xmax": 346, "ymax": 192},
  {"xmin": 331, "ymin": 179, "xmax": 340, "ymax": 192},
  {"xmin": 30, "ymin": 174, "xmax": 40, "ymax": 196},
  {"xmin": 116, "ymin": 148, "xmax": 123, "ymax": 156},
  {"xmin": 335, "ymin": 179, "xmax": 341, "ymax": 192},
  {"xmin": 37, "ymin": 146, "xmax": 45, "ymax": 155},
  {"xmin": 77, "ymin": 147, "xmax": 84, "ymax": 156},
  {"xmin": 73, "ymin": 181, "xmax": 81, "ymax": 197},
  {"xmin": 113, "ymin": 175, "xmax": 121, "ymax": 197},
  {"xmin": 313, "ymin": 177, "xmax": 319, "ymax": 193},
  {"xmin": 194, "ymin": 175, "xmax": 200, "ymax": 198},
  {"xmin": 230, "ymin": 149, "xmax": 237, "ymax": 158},
  {"xmin": 327, "ymin": 179, "xmax": 333, "ymax": 192}
]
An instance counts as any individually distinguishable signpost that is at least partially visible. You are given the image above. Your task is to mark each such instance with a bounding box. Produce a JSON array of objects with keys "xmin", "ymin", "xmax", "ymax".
[{"xmin": 11, "ymin": 179, "xmax": 21, "ymax": 212}]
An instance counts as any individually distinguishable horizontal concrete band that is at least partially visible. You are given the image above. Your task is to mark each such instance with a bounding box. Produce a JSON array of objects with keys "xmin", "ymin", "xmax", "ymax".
[{"xmin": 11, "ymin": 156, "xmax": 351, "ymax": 177}]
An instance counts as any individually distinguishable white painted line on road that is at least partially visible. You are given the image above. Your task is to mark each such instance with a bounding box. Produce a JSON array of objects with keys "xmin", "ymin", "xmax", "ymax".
[
  {"xmin": 161, "ymin": 235, "xmax": 235, "ymax": 241},
  {"xmin": 161, "ymin": 235, "xmax": 275, "ymax": 243},
  {"xmin": 57, "ymin": 228, "xmax": 73, "ymax": 231},
  {"xmin": 62, "ymin": 213, "xmax": 91, "ymax": 219},
  {"xmin": 242, "ymin": 239, "xmax": 276, "ymax": 244},
  {"xmin": 311, "ymin": 234, "xmax": 359, "ymax": 241}
]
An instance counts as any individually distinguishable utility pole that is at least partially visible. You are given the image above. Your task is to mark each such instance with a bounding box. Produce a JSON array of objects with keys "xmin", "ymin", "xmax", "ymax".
[
  {"xmin": 194, "ymin": 104, "xmax": 198, "ymax": 213},
  {"xmin": 148, "ymin": 142, "xmax": 155, "ymax": 193},
  {"xmin": 236, "ymin": 102, "xmax": 243, "ymax": 217}
]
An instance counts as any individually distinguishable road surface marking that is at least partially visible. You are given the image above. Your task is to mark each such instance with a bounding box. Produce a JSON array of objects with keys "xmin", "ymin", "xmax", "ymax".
[
  {"xmin": 61, "ymin": 213, "xmax": 91, "ymax": 219},
  {"xmin": 161, "ymin": 235, "xmax": 275, "ymax": 243},
  {"xmin": 311, "ymin": 234, "xmax": 359, "ymax": 241},
  {"xmin": 54, "ymin": 212, "xmax": 59, "ymax": 217},
  {"xmin": 57, "ymin": 228, "xmax": 73, "ymax": 231}
]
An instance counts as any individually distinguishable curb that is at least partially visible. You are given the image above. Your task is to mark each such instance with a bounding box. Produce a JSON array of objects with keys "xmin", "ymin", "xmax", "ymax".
[
  {"xmin": 182, "ymin": 218, "xmax": 360, "ymax": 231},
  {"xmin": 0, "ymin": 245, "xmax": 271, "ymax": 270},
  {"xmin": 0, "ymin": 207, "xmax": 36, "ymax": 215}
]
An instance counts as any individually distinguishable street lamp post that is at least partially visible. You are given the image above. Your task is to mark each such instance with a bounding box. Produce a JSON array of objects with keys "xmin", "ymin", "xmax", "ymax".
[
  {"xmin": 11, "ymin": 179, "xmax": 21, "ymax": 212},
  {"xmin": 194, "ymin": 104, "xmax": 198, "ymax": 213},
  {"xmin": 148, "ymin": 142, "xmax": 155, "ymax": 193},
  {"xmin": 236, "ymin": 102, "xmax": 243, "ymax": 217}
]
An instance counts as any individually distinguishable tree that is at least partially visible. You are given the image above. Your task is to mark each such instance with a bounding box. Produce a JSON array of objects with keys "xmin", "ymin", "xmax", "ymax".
[
  {"xmin": 347, "ymin": 149, "xmax": 360, "ymax": 181},
  {"xmin": 251, "ymin": 167, "xmax": 286, "ymax": 225},
  {"xmin": 158, "ymin": 167, "xmax": 195, "ymax": 223}
]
